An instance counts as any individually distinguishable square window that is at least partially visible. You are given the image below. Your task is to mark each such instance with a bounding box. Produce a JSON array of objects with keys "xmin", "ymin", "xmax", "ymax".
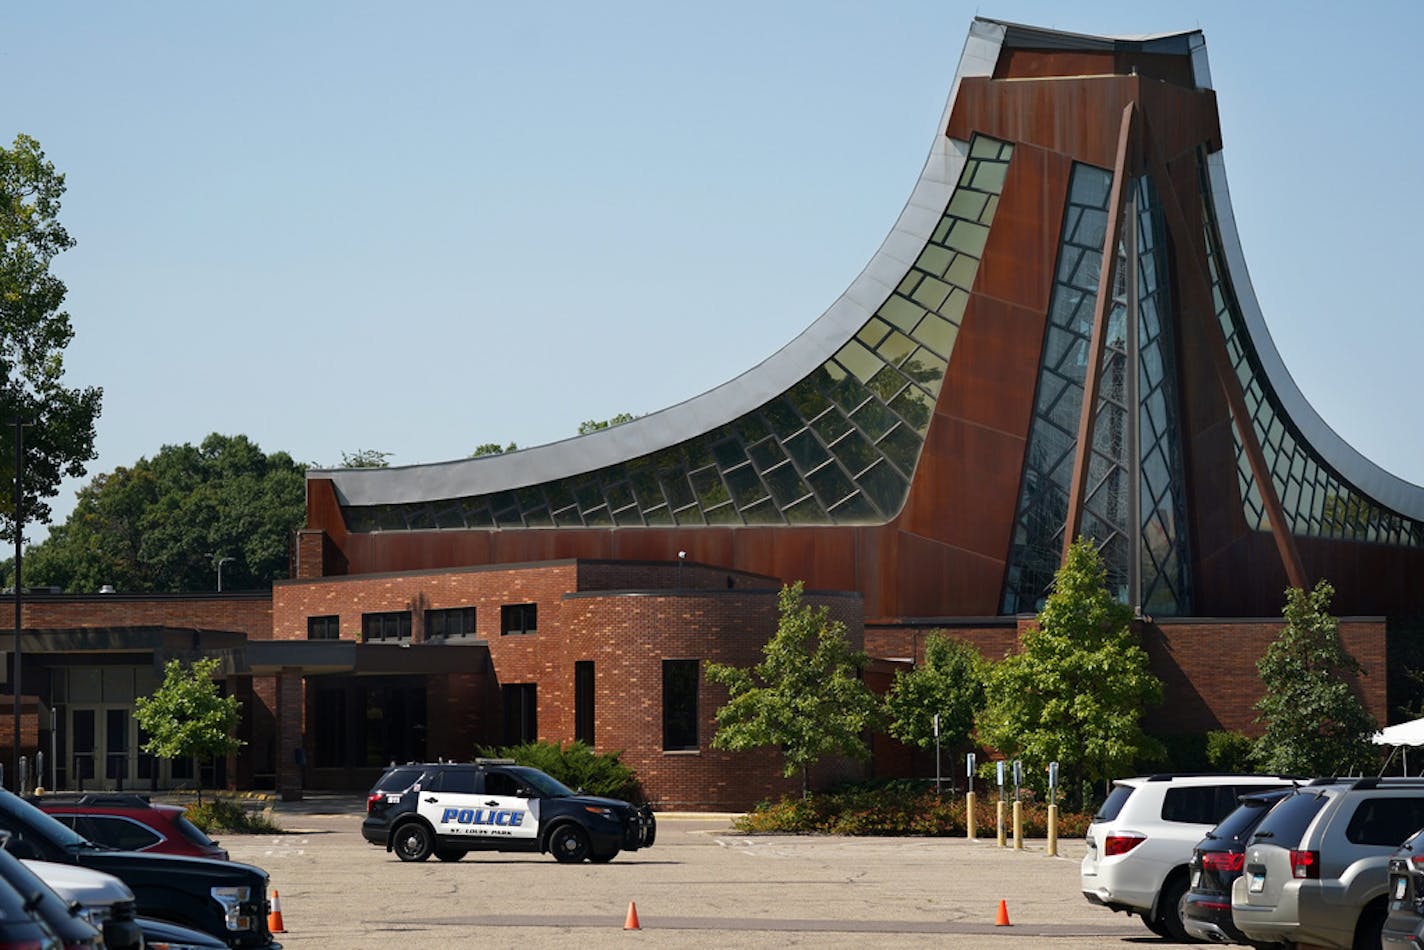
[{"xmin": 307, "ymin": 615, "xmax": 340, "ymax": 640}]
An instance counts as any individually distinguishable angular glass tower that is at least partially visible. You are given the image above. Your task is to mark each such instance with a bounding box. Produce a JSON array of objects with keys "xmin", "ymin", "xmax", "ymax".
[{"xmin": 306, "ymin": 19, "xmax": 1424, "ymax": 622}]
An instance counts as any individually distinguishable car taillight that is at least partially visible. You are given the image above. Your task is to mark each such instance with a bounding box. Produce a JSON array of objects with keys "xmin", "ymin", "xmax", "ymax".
[
  {"xmin": 1103, "ymin": 834, "xmax": 1145, "ymax": 856},
  {"xmin": 1290, "ymin": 849, "xmax": 1320, "ymax": 879},
  {"xmin": 1202, "ymin": 851, "xmax": 1245, "ymax": 873},
  {"xmin": 1410, "ymin": 854, "xmax": 1424, "ymax": 870},
  {"xmin": 367, "ymin": 793, "xmax": 382, "ymax": 814}
]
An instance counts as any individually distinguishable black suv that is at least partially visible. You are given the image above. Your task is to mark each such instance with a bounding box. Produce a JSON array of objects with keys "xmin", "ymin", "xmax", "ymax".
[
  {"xmin": 1183, "ymin": 786, "xmax": 1294, "ymax": 943},
  {"xmin": 0, "ymin": 788, "xmax": 278, "ymax": 947},
  {"xmin": 363, "ymin": 759, "xmax": 656, "ymax": 863}
]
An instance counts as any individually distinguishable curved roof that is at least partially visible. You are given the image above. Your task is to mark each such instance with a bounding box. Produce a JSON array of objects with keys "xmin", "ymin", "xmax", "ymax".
[{"xmin": 311, "ymin": 17, "xmax": 1424, "ymax": 525}]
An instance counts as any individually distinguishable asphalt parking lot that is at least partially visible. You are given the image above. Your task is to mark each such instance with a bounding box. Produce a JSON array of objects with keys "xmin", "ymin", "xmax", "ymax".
[{"xmin": 221, "ymin": 797, "xmax": 1155, "ymax": 949}]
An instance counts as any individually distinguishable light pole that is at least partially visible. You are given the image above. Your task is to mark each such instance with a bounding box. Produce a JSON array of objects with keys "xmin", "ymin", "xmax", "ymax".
[
  {"xmin": 677, "ymin": 550, "xmax": 686, "ymax": 586},
  {"xmin": 11, "ymin": 418, "xmax": 31, "ymax": 786},
  {"xmin": 208, "ymin": 553, "xmax": 235, "ymax": 592}
]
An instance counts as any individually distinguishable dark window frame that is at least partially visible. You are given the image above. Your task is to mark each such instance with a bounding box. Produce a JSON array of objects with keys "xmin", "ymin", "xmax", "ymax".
[
  {"xmin": 575, "ymin": 661, "xmax": 595, "ymax": 745},
  {"xmin": 662, "ymin": 658, "xmax": 699, "ymax": 751},
  {"xmin": 307, "ymin": 615, "xmax": 340, "ymax": 640},
  {"xmin": 361, "ymin": 611, "xmax": 412, "ymax": 643},
  {"xmin": 500, "ymin": 603, "xmax": 538, "ymax": 636},
  {"xmin": 425, "ymin": 606, "xmax": 476, "ymax": 641}
]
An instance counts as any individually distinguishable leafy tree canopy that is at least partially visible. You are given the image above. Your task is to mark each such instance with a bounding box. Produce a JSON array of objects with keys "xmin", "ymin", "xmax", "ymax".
[
  {"xmin": 884, "ymin": 632, "xmax": 984, "ymax": 751},
  {"xmin": 21, "ymin": 433, "xmax": 304, "ymax": 592},
  {"xmin": 470, "ymin": 442, "xmax": 519, "ymax": 457},
  {"xmin": 339, "ymin": 448, "xmax": 390, "ymax": 468},
  {"xmin": 1253, "ymin": 580, "xmax": 1378, "ymax": 775},
  {"xmin": 0, "ymin": 134, "xmax": 103, "ymax": 539},
  {"xmin": 706, "ymin": 582, "xmax": 881, "ymax": 796},
  {"xmin": 577, "ymin": 413, "xmax": 636, "ymax": 435},
  {"xmin": 134, "ymin": 657, "xmax": 243, "ymax": 801},
  {"xmin": 978, "ymin": 538, "xmax": 1162, "ymax": 808}
]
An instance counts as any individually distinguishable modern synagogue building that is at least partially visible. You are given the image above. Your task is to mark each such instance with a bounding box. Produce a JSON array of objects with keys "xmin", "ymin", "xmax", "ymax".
[{"xmin": 7, "ymin": 19, "xmax": 1422, "ymax": 809}]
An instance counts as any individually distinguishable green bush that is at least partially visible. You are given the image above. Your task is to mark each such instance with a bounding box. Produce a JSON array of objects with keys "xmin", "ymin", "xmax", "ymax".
[
  {"xmin": 182, "ymin": 796, "xmax": 281, "ymax": 834},
  {"xmin": 1206, "ymin": 730, "xmax": 1256, "ymax": 772},
  {"xmin": 477, "ymin": 740, "xmax": 641, "ymax": 802},
  {"xmin": 734, "ymin": 784, "xmax": 1091, "ymax": 837}
]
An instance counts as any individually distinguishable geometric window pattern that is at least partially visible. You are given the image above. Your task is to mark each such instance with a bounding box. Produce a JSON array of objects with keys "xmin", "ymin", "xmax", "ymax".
[
  {"xmin": 1002, "ymin": 167, "xmax": 1194, "ymax": 615},
  {"xmin": 1133, "ymin": 178, "xmax": 1193, "ymax": 615},
  {"xmin": 343, "ymin": 136, "xmax": 1015, "ymax": 532},
  {"xmin": 1201, "ymin": 164, "xmax": 1424, "ymax": 548},
  {"xmin": 1001, "ymin": 164, "xmax": 1117, "ymax": 614}
]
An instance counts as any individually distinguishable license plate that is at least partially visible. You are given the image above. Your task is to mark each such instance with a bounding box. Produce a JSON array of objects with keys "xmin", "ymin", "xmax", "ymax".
[
  {"xmin": 1396, "ymin": 875, "xmax": 1409, "ymax": 900},
  {"xmin": 1191, "ymin": 869, "xmax": 1201, "ymax": 888},
  {"xmin": 1249, "ymin": 872, "xmax": 1265, "ymax": 894}
]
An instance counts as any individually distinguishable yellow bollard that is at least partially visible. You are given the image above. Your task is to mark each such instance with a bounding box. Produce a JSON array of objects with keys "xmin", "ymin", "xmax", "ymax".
[
  {"xmin": 966, "ymin": 790, "xmax": 977, "ymax": 840},
  {"xmin": 1047, "ymin": 803, "xmax": 1059, "ymax": 857},
  {"xmin": 1012, "ymin": 799, "xmax": 1023, "ymax": 850},
  {"xmin": 996, "ymin": 799, "xmax": 1006, "ymax": 848}
]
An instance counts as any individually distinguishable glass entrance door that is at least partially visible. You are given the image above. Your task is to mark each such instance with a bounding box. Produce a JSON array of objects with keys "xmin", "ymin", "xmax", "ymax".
[{"xmin": 66, "ymin": 705, "xmax": 157, "ymax": 791}]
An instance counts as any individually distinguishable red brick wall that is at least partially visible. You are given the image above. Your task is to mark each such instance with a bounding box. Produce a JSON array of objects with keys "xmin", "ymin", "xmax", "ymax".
[
  {"xmin": 1141, "ymin": 618, "xmax": 1387, "ymax": 735},
  {"xmin": 15, "ymin": 593, "xmax": 272, "ymax": 639}
]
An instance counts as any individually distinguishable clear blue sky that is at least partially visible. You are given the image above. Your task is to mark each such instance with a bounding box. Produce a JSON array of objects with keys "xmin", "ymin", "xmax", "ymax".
[{"xmin": 4, "ymin": 1, "xmax": 1420, "ymax": 538}]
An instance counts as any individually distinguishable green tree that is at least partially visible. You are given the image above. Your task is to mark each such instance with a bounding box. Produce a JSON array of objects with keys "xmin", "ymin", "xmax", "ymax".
[
  {"xmin": 470, "ymin": 442, "xmax": 518, "ymax": 457},
  {"xmin": 577, "ymin": 413, "xmax": 636, "ymax": 435},
  {"xmin": 134, "ymin": 657, "xmax": 243, "ymax": 802},
  {"xmin": 22, "ymin": 433, "xmax": 304, "ymax": 592},
  {"xmin": 339, "ymin": 448, "xmax": 390, "ymax": 468},
  {"xmin": 0, "ymin": 134, "xmax": 103, "ymax": 539},
  {"xmin": 1253, "ymin": 580, "xmax": 1378, "ymax": 775},
  {"xmin": 884, "ymin": 632, "xmax": 984, "ymax": 752},
  {"xmin": 706, "ymin": 582, "xmax": 881, "ymax": 797},
  {"xmin": 977, "ymin": 538, "xmax": 1163, "ymax": 809}
]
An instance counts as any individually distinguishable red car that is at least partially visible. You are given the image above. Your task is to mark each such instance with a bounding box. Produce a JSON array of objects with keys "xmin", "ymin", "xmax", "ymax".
[{"xmin": 29, "ymin": 794, "xmax": 229, "ymax": 861}]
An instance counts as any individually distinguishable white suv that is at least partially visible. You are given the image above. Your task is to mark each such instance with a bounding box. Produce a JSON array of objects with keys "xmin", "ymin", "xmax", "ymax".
[{"xmin": 1081, "ymin": 773, "xmax": 1298, "ymax": 941}]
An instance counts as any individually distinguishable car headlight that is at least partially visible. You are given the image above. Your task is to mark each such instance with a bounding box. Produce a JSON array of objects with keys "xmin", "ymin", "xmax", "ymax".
[
  {"xmin": 584, "ymin": 806, "xmax": 617, "ymax": 820},
  {"xmin": 210, "ymin": 885, "xmax": 253, "ymax": 931}
]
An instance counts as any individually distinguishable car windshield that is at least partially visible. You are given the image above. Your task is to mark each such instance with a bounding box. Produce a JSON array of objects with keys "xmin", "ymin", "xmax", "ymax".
[
  {"xmin": 373, "ymin": 767, "xmax": 425, "ymax": 794},
  {"xmin": 1250, "ymin": 791, "xmax": 1328, "ymax": 846},
  {"xmin": 1094, "ymin": 785, "xmax": 1135, "ymax": 821},
  {"xmin": 1209, "ymin": 792, "xmax": 1287, "ymax": 843},
  {"xmin": 0, "ymin": 789, "xmax": 95, "ymax": 851},
  {"xmin": 507, "ymin": 767, "xmax": 574, "ymax": 798}
]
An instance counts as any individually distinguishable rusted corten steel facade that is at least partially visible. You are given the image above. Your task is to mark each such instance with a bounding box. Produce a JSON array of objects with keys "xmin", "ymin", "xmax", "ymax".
[
  {"xmin": 301, "ymin": 25, "xmax": 1424, "ymax": 620},
  {"xmin": 273, "ymin": 20, "xmax": 1421, "ymax": 804}
]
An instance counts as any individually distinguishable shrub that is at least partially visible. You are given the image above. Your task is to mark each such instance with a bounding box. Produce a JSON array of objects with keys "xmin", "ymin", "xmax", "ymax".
[
  {"xmin": 182, "ymin": 795, "xmax": 281, "ymax": 834},
  {"xmin": 733, "ymin": 784, "xmax": 1091, "ymax": 838},
  {"xmin": 1206, "ymin": 730, "xmax": 1256, "ymax": 772},
  {"xmin": 477, "ymin": 740, "xmax": 641, "ymax": 801}
]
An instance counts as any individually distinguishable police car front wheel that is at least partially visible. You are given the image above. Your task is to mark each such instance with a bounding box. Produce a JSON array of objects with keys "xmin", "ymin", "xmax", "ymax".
[
  {"xmin": 549, "ymin": 825, "xmax": 591, "ymax": 863},
  {"xmin": 394, "ymin": 823, "xmax": 435, "ymax": 862}
]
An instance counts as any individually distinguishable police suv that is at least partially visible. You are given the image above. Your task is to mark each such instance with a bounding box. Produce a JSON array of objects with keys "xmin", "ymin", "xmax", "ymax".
[{"xmin": 362, "ymin": 759, "xmax": 656, "ymax": 864}]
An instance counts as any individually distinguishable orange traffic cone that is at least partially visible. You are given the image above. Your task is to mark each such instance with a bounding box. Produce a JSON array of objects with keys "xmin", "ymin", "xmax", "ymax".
[
  {"xmin": 994, "ymin": 899, "xmax": 1011, "ymax": 926},
  {"xmin": 268, "ymin": 889, "xmax": 287, "ymax": 934},
  {"xmin": 624, "ymin": 901, "xmax": 641, "ymax": 930}
]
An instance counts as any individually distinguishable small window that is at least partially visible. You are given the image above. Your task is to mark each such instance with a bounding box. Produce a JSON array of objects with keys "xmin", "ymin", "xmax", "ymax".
[
  {"xmin": 1344, "ymin": 797, "xmax": 1424, "ymax": 847},
  {"xmin": 362, "ymin": 611, "xmax": 412, "ymax": 643},
  {"xmin": 1162, "ymin": 785, "xmax": 1241, "ymax": 825},
  {"xmin": 374, "ymin": 766, "xmax": 425, "ymax": 794},
  {"xmin": 502, "ymin": 683, "xmax": 537, "ymax": 745},
  {"xmin": 431, "ymin": 770, "xmax": 476, "ymax": 795},
  {"xmin": 307, "ymin": 615, "xmax": 340, "ymax": 640},
  {"xmin": 500, "ymin": 603, "xmax": 537, "ymax": 636},
  {"xmin": 85, "ymin": 816, "xmax": 163, "ymax": 851},
  {"xmin": 662, "ymin": 659, "xmax": 699, "ymax": 751},
  {"xmin": 484, "ymin": 772, "xmax": 523, "ymax": 797},
  {"xmin": 575, "ymin": 661, "xmax": 595, "ymax": 745},
  {"xmin": 425, "ymin": 606, "xmax": 476, "ymax": 641}
]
